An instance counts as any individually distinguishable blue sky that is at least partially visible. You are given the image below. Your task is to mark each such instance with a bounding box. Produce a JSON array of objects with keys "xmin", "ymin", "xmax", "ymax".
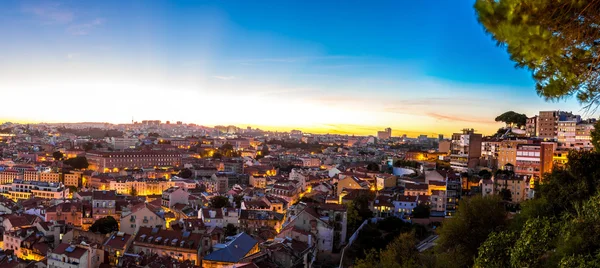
[{"xmin": 0, "ymin": 0, "xmax": 584, "ymax": 136}]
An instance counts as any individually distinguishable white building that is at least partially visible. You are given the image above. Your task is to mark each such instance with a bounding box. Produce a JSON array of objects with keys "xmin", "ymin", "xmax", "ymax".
[
  {"xmin": 120, "ymin": 203, "xmax": 166, "ymax": 235},
  {"xmin": 0, "ymin": 180, "xmax": 68, "ymax": 201},
  {"xmin": 47, "ymin": 244, "xmax": 89, "ymax": 268}
]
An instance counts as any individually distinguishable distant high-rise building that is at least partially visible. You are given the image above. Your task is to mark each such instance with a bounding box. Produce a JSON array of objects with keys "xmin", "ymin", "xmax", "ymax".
[
  {"xmin": 438, "ymin": 134, "xmax": 444, "ymax": 141},
  {"xmin": 377, "ymin": 127, "xmax": 392, "ymax": 140}
]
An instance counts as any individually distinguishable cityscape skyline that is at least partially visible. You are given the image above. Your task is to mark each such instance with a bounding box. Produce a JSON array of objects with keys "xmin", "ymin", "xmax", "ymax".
[{"xmin": 0, "ymin": 0, "xmax": 589, "ymax": 136}]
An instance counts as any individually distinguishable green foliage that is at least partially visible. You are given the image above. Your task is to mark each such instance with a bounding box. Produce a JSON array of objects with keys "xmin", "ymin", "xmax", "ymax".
[
  {"xmin": 90, "ymin": 216, "xmax": 118, "ymax": 234},
  {"xmin": 411, "ymin": 204, "xmax": 430, "ymax": 218},
  {"xmin": 474, "ymin": 231, "xmax": 516, "ymax": 268},
  {"xmin": 435, "ymin": 195, "xmax": 506, "ymax": 268},
  {"xmin": 224, "ymin": 223, "xmax": 237, "ymax": 236},
  {"xmin": 538, "ymin": 151, "xmax": 600, "ymax": 215},
  {"xmin": 494, "ymin": 111, "xmax": 527, "ymax": 127},
  {"xmin": 209, "ymin": 196, "xmax": 230, "ymax": 208},
  {"xmin": 52, "ymin": 151, "xmax": 64, "ymax": 161},
  {"xmin": 591, "ymin": 120, "xmax": 600, "ymax": 152},
  {"xmin": 63, "ymin": 156, "xmax": 89, "ymax": 169},
  {"xmin": 355, "ymin": 232, "xmax": 421, "ymax": 268},
  {"xmin": 475, "ymin": 1, "xmax": 600, "ymax": 107},
  {"xmin": 510, "ymin": 218, "xmax": 555, "ymax": 268}
]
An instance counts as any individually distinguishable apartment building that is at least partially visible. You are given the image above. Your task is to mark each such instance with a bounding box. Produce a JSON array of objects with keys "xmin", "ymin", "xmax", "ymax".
[
  {"xmin": 0, "ymin": 180, "xmax": 68, "ymax": 201},
  {"xmin": 538, "ymin": 111, "xmax": 559, "ymax": 139},
  {"xmin": 92, "ymin": 190, "xmax": 117, "ymax": 220},
  {"xmin": 497, "ymin": 140, "xmax": 530, "ymax": 169},
  {"xmin": 120, "ymin": 202, "xmax": 166, "ymax": 235},
  {"xmin": 86, "ymin": 151, "xmax": 182, "ymax": 172},
  {"xmin": 161, "ymin": 187, "xmax": 189, "ymax": 209},
  {"xmin": 132, "ymin": 227, "xmax": 212, "ymax": 266},
  {"xmin": 0, "ymin": 170, "xmax": 18, "ymax": 184},
  {"xmin": 45, "ymin": 201, "xmax": 94, "ymax": 230},
  {"xmin": 47, "ymin": 244, "xmax": 89, "ymax": 268},
  {"xmin": 526, "ymin": 115, "xmax": 538, "ymax": 137},
  {"xmin": 515, "ymin": 143, "xmax": 554, "ymax": 178},
  {"xmin": 449, "ymin": 129, "xmax": 482, "ymax": 171},
  {"xmin": 39, "ymin": 172, "xmax": 61, "ymax": 183}
]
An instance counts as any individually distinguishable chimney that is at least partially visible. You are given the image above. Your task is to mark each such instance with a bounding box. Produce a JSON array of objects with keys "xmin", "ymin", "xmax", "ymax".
[{"xmin": 209, "ymin": 210, "xmax": 216, "ymax": 218}]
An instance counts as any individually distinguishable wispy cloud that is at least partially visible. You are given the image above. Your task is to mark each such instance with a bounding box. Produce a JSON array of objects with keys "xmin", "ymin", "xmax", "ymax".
[
  {"xmin": 213, "ymin": 76, "xmax": 236, "ymax": 80},
  {"xmin": 22, "ymin": 3, "xmax": 73, "ymax": 24},
  {"xmin": 425, "ymin": 112, "xmax": 496, "ymax": 124},
  {"xmin": 67, "ymin": 18, "xmax": 105, "ymax": 35}
]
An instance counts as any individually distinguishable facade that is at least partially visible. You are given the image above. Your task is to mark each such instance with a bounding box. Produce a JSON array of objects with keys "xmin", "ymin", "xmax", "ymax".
[
  {"xmin": 132, "ymin": 227, "xmax": 212, "ymax": 266},
  {"xmin": 120, "ymin": 203, "xmax": 166, "ymax": 235},
  {"xmin": 64, "ymin": 173, "xmax": 81, "ymax": 188},
  {"xmin": 336, "ymin": 176, "xmax": 370, "ymax": 196},
  {"xmin": 92, "ymin": 190, "xmax": 117, "ymax": 220},
  {"xmin": 497, "ymin": 140, "xmax": 529, "ymax": 169},
  {"xmin": 0, "ymin": 170, "xmax": 18, "ymax": 184},
  {"xmin": 47, "ymin": 244, "xmax": 89, "ymax": 268},
  {"xmin": 515, "ymin": 143, "xmax": 554, "ymax": 178},
  {"xmin": 39, "ymin": 172, "xmax": 61, "ymax": 183},
  {"xmin": 377, "ymin": 128, "xmax": 392, "ymax": 140},
  {"xmin": 526, "ymin": 116, "xmax": 538, "ymax": 137},
  {"xmin": 538, "ymin": 111, "xmax": 559, "ymax": 139},
  {"xmin": 45, "ymin": 201, "xmax": 94, "ymax": 230},
  {"xmin": 86, "ymin": 151, "xmax": 182, "ymax": 172},
  {"xmin": 161, "ymin": 187, "xmax": 190, "ymax": 209},
  {"xmin": 0, "ymin": 180, "xmax": 68, "ymax": 201},
  {"xmin": 449, "ymin": 129, "xmax": 482, "ymax": 171}
]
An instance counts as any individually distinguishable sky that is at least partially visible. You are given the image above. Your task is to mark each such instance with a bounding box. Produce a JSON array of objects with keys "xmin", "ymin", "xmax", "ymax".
[{"xmin": 0, "ymin": 0, "xmax": 587, "ymax": 137}]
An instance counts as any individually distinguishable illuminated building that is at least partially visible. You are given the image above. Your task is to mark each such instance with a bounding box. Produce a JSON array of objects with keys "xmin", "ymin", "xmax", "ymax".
[
  {"xmin": 132, "ymin": 227, "xmax": 212, "ymax": 266},
  {"xmin": 86, "ymin": 151, "xmax": 182, "ymax": 172},
  {"xmin": 0, "ymin": 180, "xmax": 68, "ymax": 201}
]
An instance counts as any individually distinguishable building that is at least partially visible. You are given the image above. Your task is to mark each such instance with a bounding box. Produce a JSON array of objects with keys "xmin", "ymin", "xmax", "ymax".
[
  {"xmin": 120, "ymin": 202, "xmax": 166, "ymax": 235},
  {"xmin": 161, "ymin": 187, "xmax": 190, "ymax": 209},
  {"xmin": 86, "ymin": 151, "xmax": 182, "ymax": 172},
  {"xmin": 64, "ymin": 173, "xmax": 81, "ymax": 188},
  {"xmin": 104, "ymin": 232, "xmax": 134, "ymax": 266},
  {"xmin": 538, "ymin": 111, "xmax": 560, "ymax": 139},
  {"xmin": 108, "ymin": 137, "xmax": 139, "ymax": 150},
  {"xmin": 39, "ymin": 172, "xmax": 61, "ymax": 183},
  {"xmin": 132, "ymin": 227, "xmax": 212, "ymax": 266},
  {"xmin": 0, "ymin": 170, "xmax": 18, "ymax": 184},
  {"xmin": 0, "ymin": 180, "xmax": 68, "ymax": 201},
  {"xmin": 449, "ymin": 129, "xmax": 482, "ymax": 171},
  {"xmin": 336, "ymin": 176, "xmax": 370, "ymax": 197},
  {"xmin": 47, "ymin": 244, "xmax": 89, "ymax": 268},
  {"xmin": 377, "ymin": 128, "xmax": 392, "ymax": 140},
  {"xmin": 279, "ymin": 204, "xmax": 346, "ymax": 253},
  {"xmin": 92, "ymin": 190, "xmax": 117, "ymax": 220},
  {"xmin": 494, "ymin": 174, "xmax": 529, "ymax": 203},
  {"xmin": 515, "ymin": 143, "xmax": 554, "ymax": 178},
  {"xmin": 239, "ymin": 210, "xmax": 285, "ymax": 234},
  {"xmin": 526, "ymin": 116, "xmax": 538, "ymax": 137},
  {"xmin": 202, "ymin": 232, "xmax": 260, "ymax": 268},
  {"xmin": 438, "ymin": 140, "xmax": 451, "ymax": 154},
  {"xmin": 45, "ymin": 201, "xmax": 94, "ymax": 230},
  {"xmin": 497, "ymin": 140, "xmax": 529, "ymax": 170}
]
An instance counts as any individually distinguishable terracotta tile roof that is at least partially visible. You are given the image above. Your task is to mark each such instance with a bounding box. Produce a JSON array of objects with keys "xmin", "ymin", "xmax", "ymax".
[
  {"xmin": 104, "ymin": 232, "xmax": 132, "ymax": 250},
  {"xmin": 52, "ymin": 243, "xmax": 88, "ymax": 259},
  {"xmin": 92, "ymin": 190, "xmax": 117, "ymax": 200}
]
